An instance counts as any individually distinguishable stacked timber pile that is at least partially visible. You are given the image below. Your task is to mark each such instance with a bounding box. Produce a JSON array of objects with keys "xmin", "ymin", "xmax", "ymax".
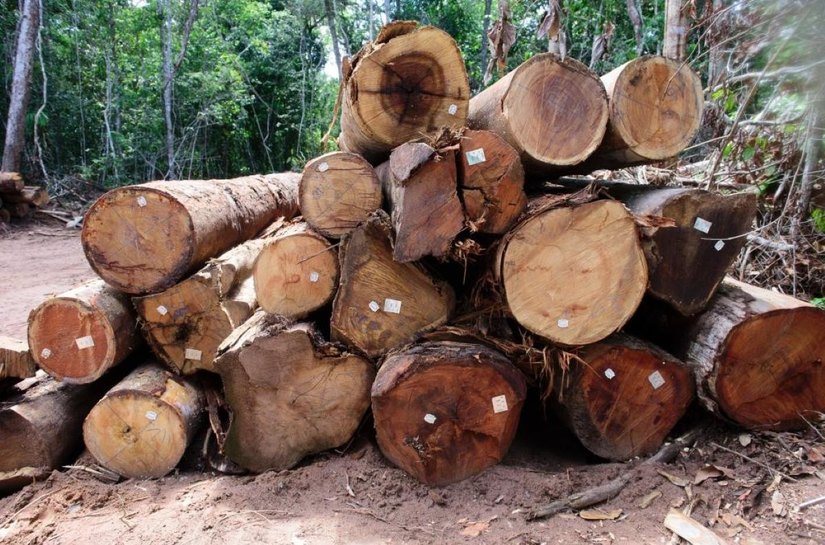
[
  {"xmin": 2, "ymin": 21, "xmax": 824, "ymax": 493},
  {"xmin": 0, "ymin": 172, "xmax": 50, "ymax": 222}
]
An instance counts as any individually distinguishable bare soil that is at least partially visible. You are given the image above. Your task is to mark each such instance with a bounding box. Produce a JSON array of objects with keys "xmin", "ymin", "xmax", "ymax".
[{"xmin": 1, "ymin": 221, "xmax": 824, "ymax": 545}]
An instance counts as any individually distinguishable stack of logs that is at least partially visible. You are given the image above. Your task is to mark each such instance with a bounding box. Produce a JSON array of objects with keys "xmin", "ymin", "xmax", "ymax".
[
  {"xmin": 2, "ymin": 21, "xmax": 824, "ymax": 492},
  {"xmin": 0, "ymin": 172, "xmax": 49, "ymax": 222}
]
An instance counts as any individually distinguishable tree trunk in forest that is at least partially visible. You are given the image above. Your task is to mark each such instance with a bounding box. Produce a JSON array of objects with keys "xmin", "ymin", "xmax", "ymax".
[
  {"xmin": 324, "ymin": 0, "xmax": 342, "ymax": 77},
  {"xmin": 27, "ymin": 280, "xmax": 140, "ymax": 384},
  {"xmin": 494, "ymin": 197, "xmax": 648, "ymax": 346},
  {"xmin": 468, "ymin": 53, "xmax": 608, "ymax": 173},
  {"xmin": 158, "ymin": 0, "xmax": 176, "ymax": 179},
  {"xmin": 1, "ymin": 0, "xmax": 40, "ymax": 173},
  {"xmin": 375, "ymin": 141, "xmax": 465, "ymax": 262},
  {"xmin": 0, "ymin": 336, "xmax": 36, "ymax": 380},
  {"xmin": 372, "ymin": 341, "xmax": 527, "ymax": 486},
  {"xmin": 480, "ymin": 0, "xmax": 493, "ymax": 86},
  {"xmin": 458, "ymin": 129, "xmax": 527, "ymax": 234},
  {"xmin": 331, "ymin": 211, "xmax": 455, "ymax": 359},
  {"xmin": 299, "ymin": 152, "xmax": 382, "ymax": 238},
  {"xmin": 338, "ymin": 22, "xmax": 470, "ymax": 163},
  {"xmin": 82, "ymin": 173, "xmax": 299, "ymax": 294},
  {"xmin": 215, "ymin": 312, "xmax": 374, "ymax": 473},
  {"xmin": 253, "ymin": 222, "xmax": 339, "ymax": 318},
  {"xmin": 552, "ymin": 333, "xmax": 694, "ymax": 461},
  {"xmin": 663, "ymin": 0, "xmax": 687, "ymax": 61},
  {"xmin": 83, "ymin": 363, "xmax": 204, "ymax": 478}
]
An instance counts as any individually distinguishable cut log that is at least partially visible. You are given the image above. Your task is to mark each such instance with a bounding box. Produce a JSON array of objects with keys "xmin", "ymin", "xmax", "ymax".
[
  {"xmin": 331, "ymin": 211, "xmax": 455, "ymax": 358},
  {"xmin": 495, "ymin": 198, "xmax": 648, "ymax": 346},
  {"xmin": 573, "ymin": 56, "xmax": 704, "ymax": 172},
  {"xmin": 0, "ymin": 336, "xmax": 36, "ymax": 380},
  {"xmin": 372, "ymin": 341, "xmax": 527, "ymax": 486},
  {"xmin": 0, "ymin": 185, "xmax": 49, "ymax": 206},
  {"xmin": 0, "ymin": 171, "xmax": 24, "ymax": 192},
  {"xmin": 132, "ymin": 233, "xmax": 273, "ymax": 375},
  {"xmin": 28, "ymin": 279, "xmax": 140, "ymax": 383},
  {"xmin": 253, "ymin": 222, "xmax": 339, "ymax": 318},
  {"xmin": 676, "ymin": 278, "xmax": 825, "ymax": 430},
  {"xmin": 468, "ymin": 53, "xmax": 608, "ymax": 172},
  {"xmin": 5, "ymin": 201, "xmax": 31, "ymax": 218},
  {"xmin": 83, "ymin": 363, "xmax": 204, "ymax": 479},
  {"xmin": 458, "ymin": 129, "xmax": 527, "ymax": 234},
  {"xmin": 299, "ymin": 152, "xmax": 382, "ymax": 238},
  {"xmin": 215, "ymin": 311, "xmax": 375, "ymax": 472},
  {"xmin": 552, "ymin": 334, "xmax": 694, "ymax": 461},
  {"xmin": 338, "ymin": 22, "xmax": 470, "ymax": 163},
  {"xmin": 81, "ymin": 173, "xmax": 300, "ymax": 294},
  {"xmin": 0, "ymin": 207, "xmax": 9, "ymax": 223},
  {"xmin": 376, "ymin": 141, "xmax": 465, "ymax": 262}
]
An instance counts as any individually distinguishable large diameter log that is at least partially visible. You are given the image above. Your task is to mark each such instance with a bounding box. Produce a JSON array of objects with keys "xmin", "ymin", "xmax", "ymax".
[
  {"xmin": 0, "ymin": 336, "xmax": 36, "ymax": 380},
  {"xmin": 133, "ymin": 234, "xmax": 270, "ymax": 375},
  {"xmin": 299, "ymin": 152, "xmax": 382, "ymax": 238},
  {"xmin": 376, "ymin": 142, "xmax": 465, "ymax": 262},
  {"xmin": 83, "ymin": 363, "xmax": 204, "ymax": 479},
  {"xmin": 28, "ymin": 280, "xmax": 140, "ymax": 383},
  {"xmin": 331, "ymin": 211, "xmax": 455, "ymax": 358},
  {"xmin": 680, "ymin": 278, "xmax": 825, "ymax": 430},
  {"xmin": 372, "ymin": 341, "xmax": 526, "ymax": 486},
  {"xmin": 0, "ymin": 171, "xmax": 24, "ymax": 192},
  {"xmin": 215, "ymin": 311, "xmax": 375, "ymax": 472},
  {"xmin": 552, "ymin": 334, "xmax": 694, "ymax": 461},
  {"xmin": 458, "ymin": 129, "xmax": 527, "ymax": 234},
  {"xmin": 81, "ymin": 173, "xmax": 300, "ymax": 294},
  {"xmin": 496, "ymin": 199, "xmax": 648, "ymax": 346},
  {"xmin": 468, "ymin": 53, "xmax": 608, "ymax": 172},
  {"xmin": 253, "ymin": 222, "xmax": 338, "ymax": 318},
  {"xmin": 1, "ymin": 185, "xmax": 49, "ymax": 206},
  {"xmin": 338, "ymin": 22, "xmax": 470, "ymax": 163}
]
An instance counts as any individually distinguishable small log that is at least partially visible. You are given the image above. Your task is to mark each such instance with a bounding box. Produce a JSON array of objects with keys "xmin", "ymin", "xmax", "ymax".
[
  {"xmin": 495, "ymin": 198, "xmax": 648, "ymax": 346},
  {"xmin": 331, "ymin": 211, "xmax": 455, "ymax": 358},
  {"xmin": 215, "ymin": 312, "xmax": 375, "ymax": 472},
  {"xmin": 0, "ymin": 336, "xmax": 36, "ymax": 380},
  {"xmin": 375, "ymin": 141, "xmax": 465, "ymax": 262},
  {"xmin": 552, "ymin": 334, "xmax": 695, "ymax": 461},
  {"xmin": 458, "ymin": 129, "xmax": 527, "ymax": 234},
  {"xmin": 253, "ymin": 222, "xmax": 339, "ymax": 318},
  {"xmin": 0, "ymin": 185, "xmax": 49, "ymax": 207},
  {"xmin": 28, "ymin": 279, "xmax": 140, "ymax": 383},
  {"xmin": 83, "ymin": 363, "xmax": 204, "ymax": 479},
  {"xmin": 0, "ymin": 172, "xmax": 24, "ymax": 192},
  {"xmin": 133, "ymin": 233, "xmax": 272, "ymax": 375},
  {"xmin": 5, "ymin": 202, "xmax": 31, "ymax": 218},
  {"xmin": 468, "ymin": 53, "xmax": 608, "ymax": 172},
  {"xmin": 299, "ymin": 152, "xmax": 382, "ymax": 238},
  {"xmin": 82, "ymin": 173, "xmax": 300, "ymax": 294},
  {"xmin": 338, "ymin": 22, "xmax": 470, "ymax": 163},
  {"xmin": 372, "ymin": 341, "xmax": 527, "ymax": 486}
]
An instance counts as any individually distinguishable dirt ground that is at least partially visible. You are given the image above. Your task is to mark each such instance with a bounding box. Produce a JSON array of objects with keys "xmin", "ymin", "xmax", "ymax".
[{"xmin": 1, "ymin": 221, "xmax": 824, "ymax": 545}]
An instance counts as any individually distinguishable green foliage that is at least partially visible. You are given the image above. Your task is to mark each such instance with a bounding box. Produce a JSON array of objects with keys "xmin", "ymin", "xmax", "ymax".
[
  {"xmin": 813, "ymin": 208, "xmax": 825, "ymax": 234},
  {"xmin": 812, "ymin": 297, "xmax": 825, "ymax": 309}
]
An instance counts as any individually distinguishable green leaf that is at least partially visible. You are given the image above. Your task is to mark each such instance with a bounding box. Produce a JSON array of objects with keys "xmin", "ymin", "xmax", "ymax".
[{"xmin": 812, "ymin": 297, "xmax": 825, "ymax": 310}]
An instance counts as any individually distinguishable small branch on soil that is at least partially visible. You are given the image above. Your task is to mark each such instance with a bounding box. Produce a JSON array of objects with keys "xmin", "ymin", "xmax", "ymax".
[
  {"xmin": 335, "ymin": 506, "xmax": 437, "ymax": 536},
  {"xmin": 709, "ymin": 441, "xmax": 798, "ymax": 482},
  {"xmin": 798, "ymin": 495, "xmax": 825, "ymax": 510}
]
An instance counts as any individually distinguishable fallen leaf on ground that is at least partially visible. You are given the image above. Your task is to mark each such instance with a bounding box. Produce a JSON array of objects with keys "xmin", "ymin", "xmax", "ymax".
[
  {"xmin": 658, "ymin": 469, "xmax": 690, "ymax": 487},
  {"xmin": 771, "ymin": 490, "xmax": 786, "ymax": 516},
  {"xmin": 720, "ymin": 512, "xmax": 754, "ymax": 531},
  {"xmin": 807, "ymin": 445, "xmax": 825, "ymax": 463},
  {"xmin": 695, "ymin": 465, "xmax": 735, "ymax": 485},
  {"xmin": 460, "ymin": 521, "xmax": 490, "ymax": 537},
  {"xmin": 639, "ymin": 490, "xmax": 662, "ymax": 509},
  {"xmin": 578, "ymin": 508, "xmax": 622, "ymax": 521},
  {"xmin": 738, "ymin": 434, "xmax": 752, "ymax": 447}
]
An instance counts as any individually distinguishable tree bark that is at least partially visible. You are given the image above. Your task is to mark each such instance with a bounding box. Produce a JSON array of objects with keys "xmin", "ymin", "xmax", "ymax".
[
  {"xmin": 338, "ymin": 22, "xmax": 470, "ymax": 163},
  {"xmin": 82, "ymin": 173, "xmax": 300, "ymax": 294},
  {"xmin": 479, "ymin": 0, "xmax": 493, "ymax": 86},
  {"xmin": 28, "ymin": 280, "xmax": 140, "ymax": 384},
  {"xmin": 323, "ymin": 0, "xmax": 342, "ymax": 77},
  {"xmin": 1, "ymin": 0, "xmax": 40, "ymax": 173},
  {"xmin": 331, "ymin": 211, "xmax": 455, "ymax": 359},
  {"xmin": 468, "ymin": 53, "xmax": 608, "ymax": 173},
  {"xmin": 299, "ymin": 151, "xmax": 382, "ymax": 239},
  {"xmin": 663, "ymin": 0, "xmax": 688, "ymax": 61},
  {"xmin": 0, "ymin": 336, "xmax": 36, "ymax": 380},
  {"xmin": 158, "ymin": 0, "xmax": 176, "ymax": 179},
  {"xmin": 372, "ymin": 341, "xmax": 527, "ymax": 486},
  {"xmin": 215, "ymin": 311, "xmax": 375, "ymax": 473}
]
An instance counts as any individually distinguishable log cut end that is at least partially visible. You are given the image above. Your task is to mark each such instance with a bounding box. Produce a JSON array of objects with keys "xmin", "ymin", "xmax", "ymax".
[
  {"xmin": 300, "ymin": 152, "xmax": 382, "ymax": 238},
  {"xmin": 372, "ymin": 341, "xmax": 527, "ymax": 486},
  {"xmin": 500, "ymin": 200, "xmax": 648, "ymax": 345}
]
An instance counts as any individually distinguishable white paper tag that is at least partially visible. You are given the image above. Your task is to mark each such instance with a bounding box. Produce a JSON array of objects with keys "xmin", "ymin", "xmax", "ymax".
[
  {"xmin": 309, "ymin": 271, "xmax": 320, "ymax": 283},
  {"xmin": 424, "ymin": 413, "xmax": 437, "ymax": 424},
  {"xmin": 145, "ymin": 411, "xmax": 158, "ymax": 422},
  {"xmin": 75, "ymin": 336, "xmax": 95, "ymax": 350},
  {"xmin": 648, "ymin": 370, "xmax": 666, "ymax": 390},
  {"xmin": 465, "ymin": 148, "xmax": 486, "ymax": 166},
  {"xmin": 137, "ymin": 195, "xmax": 147, "ymax": 207},
  {"xmin": 156, "ymin": 305, "xmax": 168, "ymax": 316},
  {"xmin": 492, "ymin": 395, "xmax": 509, "ymax": 413},
  {"xmin": 693, "ymin": 217, "xmax": 712, "ymax": 234},
  {"xmin": 557, "ymin": 319, "xmax": 569, "ymax": 329},
  {"xmin": 40, "ymin": 348, "xmax": 52, "ymax": 359},
  {"xmin": 714, "ymin": 240, "xmax": 725, "ymax": 251},
  {"xmin": 185, "ymin": 348, "xmax": 202, "ymax": 361},
  {"xmin": 448, "ymin": 104, "xmax": 458, "ymax": 115},
  {"xmin": 383, "ymin": 298, "xmax": 402, "ymax": 314},
  {"xmin": 368, "ymin": 301, "xmax": 380, "ymax": 313},
  {"xmin": 604, "ymin": 368, "xmax": 616, "ymax": 380},
  {"xmin": 318, "ymin": 162, "xmax": 329, "ymax": 173}
]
